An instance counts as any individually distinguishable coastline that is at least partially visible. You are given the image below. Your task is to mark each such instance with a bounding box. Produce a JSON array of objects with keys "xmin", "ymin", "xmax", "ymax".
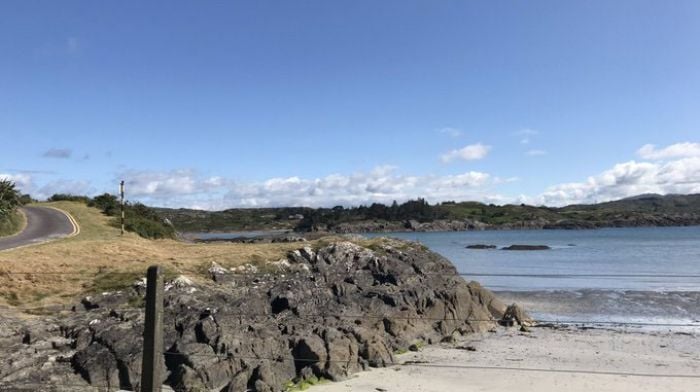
[
  {"xmin": 313, "ymin": 220, "xmax": 700, "ymax": 234},
  {"xmin": 312, "ymin": 325, "xmax": 700, "ymax": 392},
  {"xmin": 181, "ymin": 223, "xmax": 700, "ymax": 241}
]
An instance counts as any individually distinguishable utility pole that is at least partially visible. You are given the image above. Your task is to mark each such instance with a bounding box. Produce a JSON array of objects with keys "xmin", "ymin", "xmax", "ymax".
[{"xmin": 120, "ymin": 180, "xmax": 125, "ymax": 235}]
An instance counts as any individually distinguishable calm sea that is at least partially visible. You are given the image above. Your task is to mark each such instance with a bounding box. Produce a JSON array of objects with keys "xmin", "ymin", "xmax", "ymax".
[
  {"xmin": 191, "ymin": 227, "xmax": 700, "ymax": 327},
  {"xmin": 366, "ymin": 226, "xmax": 700, "ymax": 328}
]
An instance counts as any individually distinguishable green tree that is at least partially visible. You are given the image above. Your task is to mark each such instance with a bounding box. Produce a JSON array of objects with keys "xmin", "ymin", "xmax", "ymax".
[
  {"xmin": 0, "ymin": 179, "xmax": 21, "ymax": 217},
  {"xmin": 19, "ymin": 194, "xmax": 34, "ymax": 205}
]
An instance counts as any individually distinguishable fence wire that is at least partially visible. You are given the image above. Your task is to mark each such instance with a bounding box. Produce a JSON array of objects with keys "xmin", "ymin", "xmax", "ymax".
[
  {"xmin": 1, "ymin": 267, "xmax": 699, "ymax": 390},
  {"xmin": 4, "ymin": 360, "xmax": 700, "ymax": 392}
]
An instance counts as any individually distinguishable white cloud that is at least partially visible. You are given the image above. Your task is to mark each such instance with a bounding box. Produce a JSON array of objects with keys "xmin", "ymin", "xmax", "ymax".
[
  {"xmin": 109, "ymin": 166, "xmax": 504, "ymax": 209},
  {"xmin": 6, "ymin": 141, "xmax": 699, "ymax": 210},
  {"xmin": 526, "ymin": 149, "xmax": 547, "ymax": 156},
  {"xmin": 437, "ymin": 127, "xmax": 463, "ymax": 138},
  {"xmin": 535, "ymin": 156, "xmax": 700, "ymax": 206},
  {"xmin": 0, "ymin": 173, "xmax": 33, "ymax": 191},
  {"xmin": 224, "ymin": 167, "xmax": 500, "ymax": 208},
  {"xmin": 37, "ymin": 180, "xmax": 94, "ymax": 198},
  {"xmin": 637, "ymin": 142, "xmax": 700, "ymax": 160},
  {"xmin": 1, "ymin": 172, "xmax": 94, "ymax": 200},
  {"xmin": 440, "ymin": 143, "xmax": 491, "ymax": 163},
  {"xmin": 0, "ymin": 173, "xmax": 89, "ymax": 200},
  {"xmin": 514, "ymin": 128, "xmax": 539, "ymax": 144},
  {"xmin": 120, "ymin": 169, "xmax": 228, "ymax": 198}
]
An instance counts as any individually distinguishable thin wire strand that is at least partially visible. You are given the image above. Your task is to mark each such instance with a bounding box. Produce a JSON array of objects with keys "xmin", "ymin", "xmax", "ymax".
[
  {"xmin": 2, "ymin": 269, "xmax": 700, "ymax": 279},
  {"xmin": 12, "ymin": 302, "xmax": 697, "ymax": 328},
  {"xmin": 158, "ymin": 352, "xmax": 700, "ymax": 379},
  {"xmin": 180, "ymin": 312, "xmax": 700, "ymax": 327},
  {"xmin": 0, "ymin": 381, "xmax": 103, "ymax": 390},
  {"xmin": 5, "ymin": 360, "xmax": 700, "ymax": 391}
]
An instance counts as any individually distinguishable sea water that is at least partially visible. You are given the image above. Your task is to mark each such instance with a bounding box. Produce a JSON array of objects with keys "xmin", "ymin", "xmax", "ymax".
[{"xmin": 366, "ymin": 226, "xmax": 700, "ymax": 328}]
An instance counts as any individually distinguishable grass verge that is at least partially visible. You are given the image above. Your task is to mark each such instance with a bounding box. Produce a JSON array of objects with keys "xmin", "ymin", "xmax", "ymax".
[
  {"xmin": 0, "ymin": 202, "xmax": 306, "ymax": 307},
  {"xmin": 0, "ymin": 210, "xmax": 26, "ymax": 238}
]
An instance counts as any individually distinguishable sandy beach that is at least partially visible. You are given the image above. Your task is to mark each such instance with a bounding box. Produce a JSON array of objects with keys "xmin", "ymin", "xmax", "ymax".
[{"xmin": 313, "ymin": 326, "xmax": 699, "ymax": 392}]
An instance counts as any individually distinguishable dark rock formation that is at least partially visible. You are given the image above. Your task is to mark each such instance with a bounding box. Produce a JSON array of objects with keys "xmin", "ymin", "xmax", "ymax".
[
  {"xmin": 500, "ymin": 304, "xmax": 533, "ymax": 327},
  {"xmin": 194, "ymin": 233, "xmax": 307, "ymax": 244},
  {"xmin": 465, "ymin": 244, "xmax": 497, "ymax": 250},
  {"xmin": 0, "ymin": 239, "xmax": 510, "ymax": 392},
  {"xmin": 501, "ymin": 245, "xmax": 551, "ymax": 251}
]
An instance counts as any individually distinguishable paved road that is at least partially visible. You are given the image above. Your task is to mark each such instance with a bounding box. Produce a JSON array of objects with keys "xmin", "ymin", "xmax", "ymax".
[{"xmin": 0, "ymin": 206, "xmax": 77, "ymax": 251}]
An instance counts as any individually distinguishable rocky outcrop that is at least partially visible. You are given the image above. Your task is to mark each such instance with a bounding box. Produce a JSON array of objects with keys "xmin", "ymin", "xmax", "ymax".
[
  {"xmin": 194, "ymin": 233, "xmax": 307, "ymax": 244},
  {"xmin": 304, "ymin": 213, "xmax": 700, "ymax": 234},
  {"xmin": 0, "ymin": 239, "xmax": 517, "ymax": 392},
  {"xmin": 501, "ymin": 245, "xmax": 551, "ymax": 251},
  {"xmin": 465, "ymin": 244, "xmax": 497, "ymax": 250},
  {"xmin": 330, "ymin": 219, "xmax": 493, "ymax": 233}
]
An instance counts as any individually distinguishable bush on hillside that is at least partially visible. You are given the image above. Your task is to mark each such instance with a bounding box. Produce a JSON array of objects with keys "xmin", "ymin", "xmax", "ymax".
[
  {"xmin": 48, "ymin": 194, "xmax": 91, "ymax": 203},
  {"xmin": 49, "ymin": 191, "xmax": 175, "ymax": 240},
  {"xmin": 88, "ymin": 193, "xmax": 120, "ymax": 216},
  {"xmin": 122, "ymin": 202, "xmax": 176, "ymax": 239},
  {"xmin": 0, "ymin": 179, "xmax": 21, "ymax": 217},
  {"xmin": 19, "ymin": 194, "xmax": 35, "ymax": 205}
]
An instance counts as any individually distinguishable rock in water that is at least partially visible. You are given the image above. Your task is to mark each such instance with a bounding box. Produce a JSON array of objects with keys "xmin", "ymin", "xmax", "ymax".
[
  {"xmin": 0, "ymin": 239, "xmax": 507, "ymax": 392},
  {"xmin": 501, "ymin": 244, "xmax": 551, "ymax": 251},
  {"xmin": 465, "ymin": 244, "xmax": 497, "ymax": 249}
]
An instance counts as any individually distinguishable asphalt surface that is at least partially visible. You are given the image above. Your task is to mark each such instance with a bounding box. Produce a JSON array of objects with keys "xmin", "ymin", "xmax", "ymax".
[{"xmin": 0, "ymin": 206, "xmax": 76, "ymax": 251}]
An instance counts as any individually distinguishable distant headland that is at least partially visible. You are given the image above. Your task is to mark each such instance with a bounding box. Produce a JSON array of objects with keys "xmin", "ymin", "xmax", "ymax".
[{"xmin": 155, "ymin": 193, "xmax": 700, "ymax": 234}]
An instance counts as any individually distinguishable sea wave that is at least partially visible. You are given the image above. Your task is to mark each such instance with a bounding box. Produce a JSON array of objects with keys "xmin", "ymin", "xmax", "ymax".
[{"xmin": 495, "ymin": 289, "xmax": 700, "ymax": 331}]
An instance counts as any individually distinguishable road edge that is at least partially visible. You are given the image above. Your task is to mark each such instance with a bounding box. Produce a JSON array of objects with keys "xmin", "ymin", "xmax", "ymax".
[
  {"xmin": 0, "ymin": 207, "xmax": 81, "ymax": 253},
  {"xmin": 46, "ymin": 206, "xmax": 80, "ymax": 238}
]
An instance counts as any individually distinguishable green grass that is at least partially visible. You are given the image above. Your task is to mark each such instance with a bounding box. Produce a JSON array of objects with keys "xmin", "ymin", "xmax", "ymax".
[
  {"xmin": 284, "ymin": 376, "xmax": 328, "ymax": 391},
  {"xmin": 1, "ymin": 291, "xmax": 21, "ymax": 306},
  {"xmin": 0, "ymin": 201, "xmax": 303, "ymax": 308},
  {"xmin": 90, "ymin": 271, "xmax": 144, "ymax": 293},
  {"xmin": 154, "ymin": 206, "xmax": 308, "ymax": 232},
  {"xmin": 0, "ymin": 210, "xmax": 25, "ymax": 237},
  {"xmin": 90, "ymin": 268, "xmax": 180, "ymax": 293},
  {"xmin": 39, "ymin": 201, "xmax": 121, "ymax": 241}
]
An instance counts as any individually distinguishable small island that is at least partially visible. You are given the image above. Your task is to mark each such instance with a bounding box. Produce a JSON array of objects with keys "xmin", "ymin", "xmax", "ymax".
[
  {"xmin": 466, "ymin": 244, "xmax": 497, "ymax": 249},
  {"xmin": 502, "ymin": 244, "xmax": 551, "ymax": 251}
]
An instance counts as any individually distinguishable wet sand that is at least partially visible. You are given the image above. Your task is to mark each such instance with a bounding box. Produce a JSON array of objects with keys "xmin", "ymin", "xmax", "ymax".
[{"xmin": 313, "ymin": 326, "xmax": 700, "ymax": 392}]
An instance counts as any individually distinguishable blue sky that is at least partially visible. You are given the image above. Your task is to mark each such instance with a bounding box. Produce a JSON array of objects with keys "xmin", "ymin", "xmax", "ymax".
[{"xmin": 2, "ymin": 1, "xmax": 699, "ymax": 209}]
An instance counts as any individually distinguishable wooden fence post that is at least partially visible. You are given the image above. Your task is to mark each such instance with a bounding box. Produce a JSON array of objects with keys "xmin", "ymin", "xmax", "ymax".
[{"xmin": 141, "ymin": 265, "xmax": 164, "ymax": 391}]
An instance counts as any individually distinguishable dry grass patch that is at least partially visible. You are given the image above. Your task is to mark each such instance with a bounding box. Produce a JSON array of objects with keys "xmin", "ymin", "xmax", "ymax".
[{"xmin": 0, "ymin": 202, "xmax": 305, "ymax": 308}]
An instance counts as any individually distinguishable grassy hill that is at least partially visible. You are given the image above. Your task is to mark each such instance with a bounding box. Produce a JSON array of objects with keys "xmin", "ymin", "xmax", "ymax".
[
  {"xmin": 156, "ymin": 193, "xmax": 700, "ymax": 233},
  {"xmin": 153, "ymin": 206, "xmax": 311, "ymax": 232},
  {"xmin": 0, "ymin": 202, "xmax": 303, "ymax": 308}
]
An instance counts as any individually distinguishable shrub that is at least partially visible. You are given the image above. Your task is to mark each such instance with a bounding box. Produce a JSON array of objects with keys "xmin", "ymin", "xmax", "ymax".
[
  {"xmin": 18, "ymin": 194, "xmax": 34, "ymax": 205},
  {"xmin": 89, "ymin": 193, "xmax": 120, "ymax": 216},
  {"xmin": 45, "ymin": 191, "xmax": 174, "ymax": 240},
  {"xmin": 48, "ymin": 194, "xmax": 91, "ymax": 203},
  {"xmin": 0, "ymin": 179, "xmax": 21, "ymax": 217},
  {"xmin": 123, "ymin": 215, "xmax": 176, "ymax": 239},
  {"xmin": 120, "ymin": 202, "xmax": 176, "ymax": 239}
]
